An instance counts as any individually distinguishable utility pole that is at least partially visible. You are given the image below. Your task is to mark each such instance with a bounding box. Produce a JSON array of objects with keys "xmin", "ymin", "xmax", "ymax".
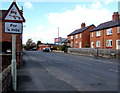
[
  {"xmin": 58, "ymin": 27, "xmax": 59, "ymax": 38},
  {"xmin": 118, "ymin": 1, "xmax": 120, "ymax": 18}
]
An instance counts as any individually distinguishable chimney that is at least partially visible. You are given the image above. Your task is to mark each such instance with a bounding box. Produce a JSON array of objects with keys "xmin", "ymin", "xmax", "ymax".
[
  {"xmin": 81, "ymin": 23, "xmax": 86, "ymax": 28},
  {"xmin": 112, "ymin": 12, "xmax": 119, "ymax": 20}
]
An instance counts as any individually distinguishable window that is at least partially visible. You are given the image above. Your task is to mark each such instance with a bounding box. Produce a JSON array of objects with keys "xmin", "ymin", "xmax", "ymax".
[
  {"xmin": 91, "ymin": 32, "xmax": 94, "ymax": 37},
  {"xmin": 106, "ymin": 28, "xmax": 112, "ymax": 35},
  {"xmin": 75, "ymin": 42, "xmax": 78, "ymax": 47},
  {"xmin": 71, "ymin": 36, "xmax": 73, "ymax": 39},
  {"xmin": 117, "ymin": 27, "xmax": 120, "ymax": 33},
  {"xmin": 106, "ymin": 40, "xmax": 112, "ymax": 47},
  {"xmin": 80, "ymin": 33, "xmax": 82, "ymax": 38},
  {"xmin": 96, "ymin": 41, "xmax": 100, "ymax": 47},
  {"xmin": 76, "ymin": 34, "xmax": 78, "ymax": 39},
  {"xmin": 96, "ymin": 31, "xmax": 101, "ymax": 36}
]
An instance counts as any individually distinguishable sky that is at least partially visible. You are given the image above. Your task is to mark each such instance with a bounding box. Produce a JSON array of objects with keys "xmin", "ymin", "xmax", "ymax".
[{"xmin": 1, "ymin": 0, "xmax": 120, "ymax": 44}]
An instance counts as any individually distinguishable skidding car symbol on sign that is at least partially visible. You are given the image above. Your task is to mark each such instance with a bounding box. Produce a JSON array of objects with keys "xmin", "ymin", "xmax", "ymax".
[{"xmin": 9, "ymin": 9, "xmax": 21, "ymax": 19}]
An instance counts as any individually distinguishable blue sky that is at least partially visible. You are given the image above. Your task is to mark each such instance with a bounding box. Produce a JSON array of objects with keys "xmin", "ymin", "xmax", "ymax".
[{"xmin": 1, "ymin": 1, "xmax": 119, "ymax": 44}]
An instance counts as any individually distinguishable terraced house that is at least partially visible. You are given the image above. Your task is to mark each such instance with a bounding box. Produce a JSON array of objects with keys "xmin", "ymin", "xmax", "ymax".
[
  {"xmin": 68, "ymin": 23, "xmax": 95, "ymax": 48},
  {"xmin": 90, "ymin": 12, "xmax": 120, "ymax": 49}
]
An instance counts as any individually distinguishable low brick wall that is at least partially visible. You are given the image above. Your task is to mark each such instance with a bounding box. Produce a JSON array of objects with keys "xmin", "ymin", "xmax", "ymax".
[
  {"xmin": 0, "ymin": 54, "xmax": 12, "ymax": 71},
  {"xmin": 68, "ymin": 48, "xmax": 120, "ymax": 58}
]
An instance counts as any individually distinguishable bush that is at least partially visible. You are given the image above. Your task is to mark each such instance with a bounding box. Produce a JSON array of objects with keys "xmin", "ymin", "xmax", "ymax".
[{"xmin": 84, "ymin": 44, "xmax": 90, "ymax": 48}]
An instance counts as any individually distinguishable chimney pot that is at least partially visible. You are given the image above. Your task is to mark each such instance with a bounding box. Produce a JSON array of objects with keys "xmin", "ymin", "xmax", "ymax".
[
  {"xmin": 112, "ymin": 12, "xmax": 119, "ymax": 20},
  {"xmin": 81, "ymin": 23, "xmax": 86, "ymax": 28}
]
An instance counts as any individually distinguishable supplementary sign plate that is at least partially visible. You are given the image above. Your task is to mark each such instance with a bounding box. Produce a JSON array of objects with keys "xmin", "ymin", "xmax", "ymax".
[{"xmin": 5, "ymin": 22, "xmax": 23, "ymax": 34}]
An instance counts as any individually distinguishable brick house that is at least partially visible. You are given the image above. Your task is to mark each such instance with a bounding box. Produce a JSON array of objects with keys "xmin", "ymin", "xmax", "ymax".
[
  {"xmin": 90, "ymin": 12, "xmax": 120, "ymax": 49},
  {"xmin": 0, "ymin": 8, "xmax": 25, "ymax": 69},
  {"xmin": 68, "ymin": 23, "xmax": 95, "ymax": 48}
]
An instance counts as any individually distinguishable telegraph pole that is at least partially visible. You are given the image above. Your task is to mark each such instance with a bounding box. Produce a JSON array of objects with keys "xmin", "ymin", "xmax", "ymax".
[
  {"xmin": 58, "ymin": 27, "xmax": 59, "ymax": 38},
  {"xmin": 118, "ymin": 1, "xmax": 120, "ymax": 18}
]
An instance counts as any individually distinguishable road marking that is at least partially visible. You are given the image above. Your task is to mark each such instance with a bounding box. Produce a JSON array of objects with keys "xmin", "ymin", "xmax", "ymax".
[{"xmin": 109, "ymin": 69, "xmax": 118, "ymax": 73}]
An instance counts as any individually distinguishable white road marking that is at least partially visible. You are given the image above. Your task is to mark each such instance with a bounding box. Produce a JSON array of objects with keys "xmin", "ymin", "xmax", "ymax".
[{"xmin": 109, "ymin": 69, "xmax": 118, "ymax": 73}]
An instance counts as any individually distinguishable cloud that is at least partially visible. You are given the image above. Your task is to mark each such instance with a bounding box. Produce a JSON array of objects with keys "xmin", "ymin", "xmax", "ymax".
[
  {"xmin": 23, "ymin": 3, "xmax": 112, "ymax": 44},
  {"xmin": 46, "ymin": 4, "xmax": 111, "ymax": 39},
  {"xmin": 24, "ymin": 2, "xmax": 33, "ymax": 9},
  {"xmin": 105, "ymin": 0, "xmax": 115, "ymax": 4},
  {"xmin": 91, "ymin": 1, "xmax": 102, "ymax": 9}
]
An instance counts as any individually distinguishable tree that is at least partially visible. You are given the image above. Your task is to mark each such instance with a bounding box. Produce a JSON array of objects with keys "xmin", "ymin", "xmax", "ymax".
[
  {"xmin": 24, "ymin": 39, "xmax": 36, "ymax": 50},
  {"xmin": 36, "ymin": 41, "xmax": 42, "ymax": 49}
]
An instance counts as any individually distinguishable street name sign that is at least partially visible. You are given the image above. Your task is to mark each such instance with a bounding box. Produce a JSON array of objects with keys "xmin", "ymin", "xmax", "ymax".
[{"xmin": 5, "ymin": 22, "xmax": 23, "ymax": 34}]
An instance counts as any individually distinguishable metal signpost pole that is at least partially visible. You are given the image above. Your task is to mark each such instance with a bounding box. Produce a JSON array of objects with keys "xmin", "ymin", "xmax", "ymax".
[
  {"xmin": 11, "ymin": 0, "xmax": 17, "ymax": 91},
  {"xmin": 11, "ymin": 34, "xmax": 17, "ymax": 91}
]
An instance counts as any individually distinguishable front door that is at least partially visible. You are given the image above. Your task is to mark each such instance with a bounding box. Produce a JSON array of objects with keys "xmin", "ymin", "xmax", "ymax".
[{"xmin": 116, "ymin": 40, "xmax": 120, "ymax": 49}]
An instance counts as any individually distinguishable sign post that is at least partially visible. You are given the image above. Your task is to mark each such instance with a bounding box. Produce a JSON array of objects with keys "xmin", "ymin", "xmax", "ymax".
[
  {"xmin": 3, "ymin": 1, "xmax": 25, "ymax": 91},
  {"xmin": 11, "ymin": 34, "xmax": 17, "ymax": 91}
]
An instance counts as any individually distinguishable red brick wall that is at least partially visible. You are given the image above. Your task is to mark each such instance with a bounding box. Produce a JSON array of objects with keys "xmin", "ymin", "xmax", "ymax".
[
  {"xmin": 38, "ymin": 45, "xmax": 50, "ymax": 51},
  {"xmin": 82, "ymin": 26, "xmax": 95, "ymax": 47},
  {"xmin": 90, "ymin": 26, "xmax": 120, "ymax": 49},
  {"xmin": 0, "ymin": 21, "xmax": 23, "ymax": 68},
  {"xmin": 68, "ymin": 25, "xmax": 95, "ymax": 48}
]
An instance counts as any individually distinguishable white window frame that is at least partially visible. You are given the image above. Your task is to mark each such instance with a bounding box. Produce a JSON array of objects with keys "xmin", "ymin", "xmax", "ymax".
[
  {"xmin": 91, "ymin": 32, "xmax": 94, "ymax": 37},
  {"xmin": 96, "ymin": 41, "xmax": 100, "ymax": 47},
  {"xmin": 76, "ymin": 34, "xmax": 78, "ymax": 39},
  {"xmin": 106, "ymin": 28, "xmax": 112, "ymax": 35},
  {"xmin": 75, "ymin": 41, "xmax": 78, "ymax": 47},
  {"xmin": 71, "ymin": 36, "xmax": 73, "ymax": 39},
  {"xmin": 96, "ymin": 31, "xmax": 101, "ymax": 36},
  {"xmin": 116, "ymin": 39, "xmax": 120, "ymax": 49},
  {"xmin": 117, "ymin": 27, "xmax": 120, "ymax": 33},
  {"xmin": 106, "ymin": 40, "xmax": 112, "ymax": 47}
]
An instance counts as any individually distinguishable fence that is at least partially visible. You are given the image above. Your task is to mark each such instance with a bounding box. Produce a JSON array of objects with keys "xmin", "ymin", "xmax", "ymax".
[
  {"xmin": 68, "ymin": 48, "xmax": 120, "ymax": 58},
  {"xmin": 1, "ymin": 65, "xmax": 11, "ymax": 93},
  {"xmin": 0, "ymin": 54, "xmax": 12, "ymax": 93}
]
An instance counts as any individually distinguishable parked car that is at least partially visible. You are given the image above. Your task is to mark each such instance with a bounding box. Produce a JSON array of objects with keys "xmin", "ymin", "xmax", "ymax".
[{"xmin": 42, "ymin": 47, "xmax": 50, "ymax": 52}]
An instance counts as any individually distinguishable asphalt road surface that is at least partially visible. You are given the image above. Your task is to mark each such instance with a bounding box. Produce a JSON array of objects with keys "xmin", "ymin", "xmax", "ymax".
[{"xmin": 17, "ymin": 51, "xmax": 119, "ymax": 91}]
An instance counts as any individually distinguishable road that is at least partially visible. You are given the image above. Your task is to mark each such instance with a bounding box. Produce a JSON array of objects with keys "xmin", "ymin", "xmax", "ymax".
[{"xmin": 17, "ymin": 51, "xmax": 118, "ymax": 91}]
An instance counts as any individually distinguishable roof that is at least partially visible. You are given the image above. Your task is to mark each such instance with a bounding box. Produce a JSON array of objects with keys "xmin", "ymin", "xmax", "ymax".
[
  {"xmin": 61, "ymin": 39, "xmax": 69, "ymax": 43},
  {"xmin": 0, "ymin": 10, "xmax": 7, "ymax": 21},
  {"xmin": 90, "ymin": 19, "xmax": 120, "ymax": 32},
  {"xmin": 68, "ymin": 24, "xmax": 95, "ymax": 36}
]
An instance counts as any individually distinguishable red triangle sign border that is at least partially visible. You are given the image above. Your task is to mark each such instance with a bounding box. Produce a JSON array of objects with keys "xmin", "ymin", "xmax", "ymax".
[{"xmin": 3, "ymin": 2, "xmax": 25, "ymax": 22}]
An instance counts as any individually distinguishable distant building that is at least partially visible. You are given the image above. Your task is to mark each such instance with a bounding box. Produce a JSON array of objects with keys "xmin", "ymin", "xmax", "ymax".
[
  {"xmin": 90, "ymin": 12, "xmax": 120, "ymax": 49},
  {"xmin": 38, "ymin": 43, "xmax": 55, "ymax": 51},
  {"xmin": 54, "ymin": 37, "xmax": 66, "ymax": 45},
  {"xmin": 68, "ymin": 23, "xmax": 95, "ymax": 48}
]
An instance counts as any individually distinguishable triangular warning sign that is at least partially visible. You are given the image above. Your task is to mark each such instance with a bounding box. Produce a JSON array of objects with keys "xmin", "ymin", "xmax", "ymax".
[{"xmin": 3, "ymin": 2, "xmax": 25, "ymax": 22}]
